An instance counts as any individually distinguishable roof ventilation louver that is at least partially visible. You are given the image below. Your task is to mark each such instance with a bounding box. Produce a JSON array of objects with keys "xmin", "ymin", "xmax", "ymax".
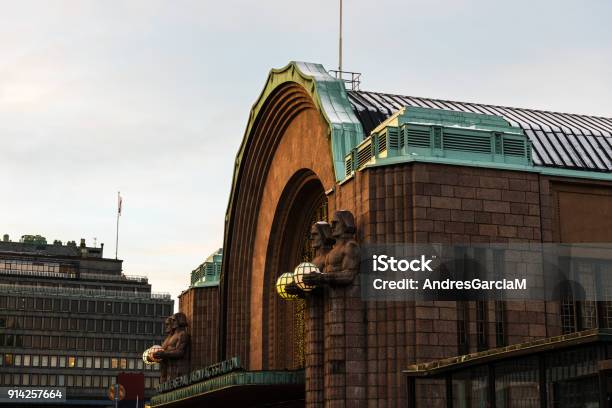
[
  {"xmin": 378, "ymin": 132, "xmax": 387, "ymax": 154},
  {"xmin": 345, "ymin": 155, "xmax": 354, "ymax": 177},
  {"xmin": 404, "ymin": 125, "xmax": 430, "ymax": 148},
  {"xmin": 357, "ymin": 140, "xmax": 373, "ymax": 168},
  {"xmin": 387, "ymin": 127, "xmax": 400, "ymax": 151},
  {"xmin": 503, "ymin": 138, "xmax": 527, "ymax": 157},
  {"xmin": 443, "ymin": 132, "xmax": 491, "ymax": 154}
]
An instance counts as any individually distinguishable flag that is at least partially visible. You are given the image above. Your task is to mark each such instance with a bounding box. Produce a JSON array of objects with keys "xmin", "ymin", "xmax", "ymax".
[{"xmin": 118, "ymin": 192, "xmax": 123, "ymax": 216}]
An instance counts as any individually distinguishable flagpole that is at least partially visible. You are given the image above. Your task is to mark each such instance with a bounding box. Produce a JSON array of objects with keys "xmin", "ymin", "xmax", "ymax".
[{"xmin": 115, "ymin": 191, "xmax": 120, "ymax": 260}]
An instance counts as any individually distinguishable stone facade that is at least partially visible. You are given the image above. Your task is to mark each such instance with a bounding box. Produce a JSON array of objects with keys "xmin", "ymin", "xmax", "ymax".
[
  {"xmin": 179, "ymin": 286, "xmax": 220, "ymax": 371},
  {"xmin": 186, "ymin": 64, "xmax": 612, "ymax": 407}
]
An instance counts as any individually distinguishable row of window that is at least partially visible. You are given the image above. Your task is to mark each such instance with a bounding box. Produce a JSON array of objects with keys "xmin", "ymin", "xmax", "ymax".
[
  {"xmin": 0, "ymin": 259, "xmax": 75, "ymax": 274},
  {"xmin": 1, "ymin": 353, "xmax": 159, "ymax": 371},
  {"xmin": 1, "ymin": 315, "xmax": 164, "ymax": 336},
  {"xmin": 1, "ymin": 373, "xmax": 159, "ymax": 390},
  {"xmin": 0, "ymin": 297, "xmax": 172, "ymax": 317},
  {"xmin": 0, "ymin": 334, "xmax": 158, "ymax": 353}
]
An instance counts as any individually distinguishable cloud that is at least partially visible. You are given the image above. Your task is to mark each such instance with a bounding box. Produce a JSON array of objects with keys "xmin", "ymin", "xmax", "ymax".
[{"xmin": 0, "ymin": 0, "xmax": 610, "ymax": 305}]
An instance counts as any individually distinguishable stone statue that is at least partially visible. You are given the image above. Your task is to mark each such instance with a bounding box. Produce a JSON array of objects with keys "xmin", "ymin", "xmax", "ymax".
[
  {"xmin": 322, "ymin": 210, "xmax": 360, "ymax": 286},
  {"xmin": 154, "ymin": 313, "xmax": 191, "ymax": 382},
  {"xmin": 302, "ymin": 222, "xmax": 335, "ymax": 288},
  {"xmin": 310, "ymin": 221, "xmax": 335, "ymax": 270},
  {"xmin": 157, "ymin": 316, "xmax": 174, "ymax": 381}
]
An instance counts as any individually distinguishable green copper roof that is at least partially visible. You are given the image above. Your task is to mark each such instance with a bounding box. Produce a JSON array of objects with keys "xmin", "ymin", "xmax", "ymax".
[
  {"xmin": 233, "ymin": 61, "xmax": 364, "ymax": 185},
  {"xmin": 344, "ymin": 106, "xmax": 533, "ymax": 180},
  {"xmin": 190, "ymin": 248, "xmax": 222, "ymax": 287}
]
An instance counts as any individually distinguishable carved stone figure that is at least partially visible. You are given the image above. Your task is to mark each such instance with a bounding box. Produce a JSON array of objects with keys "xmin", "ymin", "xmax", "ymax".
[
  {"xmin": 302, "ymin": 222, "xmax": 336, "ymax": 289},
  {"xmin": 157, "ymin": 316, "xmax": 175, "ymax": 381},
  {"xmin": 322, "ymin": 210, "xmax": 360, "ymax": 286},
  {"xmin": 154, "ymin": 313, "xmax": 191, "ymax": 382},
  {"xmin": 310, "ymin": 221, "xmax": 335, "ymax": 270}
]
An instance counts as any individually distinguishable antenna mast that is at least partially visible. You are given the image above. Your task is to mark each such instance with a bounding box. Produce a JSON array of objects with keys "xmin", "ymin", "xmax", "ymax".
[{"xmin": 339, "ymin": 0, "xmax": 343, "ymax": 72}]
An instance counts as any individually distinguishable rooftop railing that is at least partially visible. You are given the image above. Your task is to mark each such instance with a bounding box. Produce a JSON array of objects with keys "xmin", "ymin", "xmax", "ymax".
[
  {"xmin": 0, "ymin": 269, "xmax": 149, "ymax": 283},
  {"xmin": 0, "ymin": 283, "xmax": 172, "ymax": 301}
]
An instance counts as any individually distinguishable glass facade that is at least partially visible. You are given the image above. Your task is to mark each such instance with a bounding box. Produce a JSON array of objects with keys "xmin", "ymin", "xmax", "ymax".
[
  {"xmin": 409, "ymin": 341, "xmax": 610, "ymax": 408},
  {"xmin": 0, "ymin": 241, "xmax": 174, "ymax": 405}
]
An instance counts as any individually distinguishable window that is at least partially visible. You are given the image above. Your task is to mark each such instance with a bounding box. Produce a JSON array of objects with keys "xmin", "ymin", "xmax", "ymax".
[
  {"xmin": 50, "ymin": 356, "xmax": 57, "ymax": 367},
  {"xmin": 58, "ymin": 375, "xmax": 65, "ymax": 386},
  {"xmin": 95, "ymin": 357, "xmax": 101, "ymax": 369},
  {"xmin": 23, "ymin": 355, "xmax": 31, "ymax": 366},
  {"xmin": 68, "ymin": 356, "xmax": 76, "ymax": 368},
  {"xmin": 84, "ymin": 376, "xmax": 91, "ymax": 388},
  {"xmin": 49, "ymin": 375, "xmax": 56, "ymax": 386},
  {"xmin": 86, "ymin": 357, "xmax": 92, "ymax": 368},
  {"xmin": 67, "ymin": 376, "xmax": 74, "ymax": 387},
  {"xmin": 87, "ymin": 320, "xmax": 95, "ymax": 332},
  {"xmin": 77, "ymin": 357, "xmax": 84, "ymax": 368},
  {"xmin": 22, "ymin": 374, "xmax": 29, "ymax": 386},
  {"xmin": 14, "ymin": 355, "xmax": 22, "ymax": 366},
  {"xmin": 111, "ymin": 358, "xmax": 119, "ymax": 369},
  {"xmin": 103, "ymin": 358, "xmax": 110, "ymax": 369},
  {"xmin": 59, "ymin": 356, "xmax": 66, "ymax": 368},
  {"xmin": 120, "ymin": 358, "xmax": 127, "ymax": 369},
  {"xmin": 128, "ymin": 359, "xmax": 135, "ymax": 369},
  {"xmin": 32, "ymin": 355, "xmax": 39, "ymax": 367},
  {"xmin": 41, "ymin": 355, "xmax": 48, "ymax": 367},
  {"xmin": 75, "ymin": 376, "xmax": 82, "ymax": 387}
]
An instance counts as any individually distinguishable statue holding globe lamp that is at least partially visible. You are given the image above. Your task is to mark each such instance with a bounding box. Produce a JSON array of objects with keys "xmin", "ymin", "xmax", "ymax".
[{"xmin": 143, "ymin": 313, "xmax": 191, "ymax": 382}]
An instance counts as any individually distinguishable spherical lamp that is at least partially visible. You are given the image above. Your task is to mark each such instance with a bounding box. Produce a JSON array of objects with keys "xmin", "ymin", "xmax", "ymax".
[
  {"xmin": 293, "ymin": 262, "xmax": 321, "ymax": 292},
  {"xmin": 142, "ymin": 345, "xmax": 163, "ymax": 365},
  {"xmin": 276, "ymin": 272, "xmax": 298, "ymax": 300}
]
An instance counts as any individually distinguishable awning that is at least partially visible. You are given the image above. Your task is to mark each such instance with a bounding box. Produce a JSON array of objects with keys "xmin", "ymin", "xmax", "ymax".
[{"xmin": 150, "ymin": 370, "xmax": 304, "ymax": 407}]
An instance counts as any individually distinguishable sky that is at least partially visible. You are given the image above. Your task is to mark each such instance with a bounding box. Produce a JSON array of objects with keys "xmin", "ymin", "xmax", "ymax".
[{"xmin": 1, "ymin": 0, "xmax": 610, "ymax": 306}]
